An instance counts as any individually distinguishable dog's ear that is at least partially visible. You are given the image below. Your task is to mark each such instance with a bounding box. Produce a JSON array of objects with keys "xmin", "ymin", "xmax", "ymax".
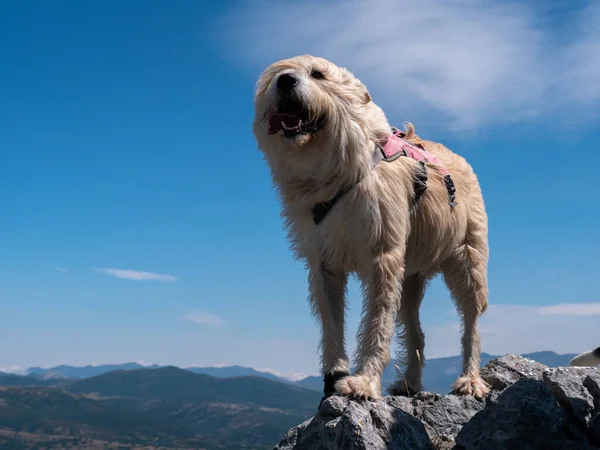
[{"xmin": 360, "ymin": 83, "xmax": 371, "ymax": 104}]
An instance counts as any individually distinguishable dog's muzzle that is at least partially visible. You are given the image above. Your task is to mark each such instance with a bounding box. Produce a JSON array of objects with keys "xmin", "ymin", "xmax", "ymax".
[{"xmin": 268, "ymin": 77, "xmax": 325, "ymax": 138}]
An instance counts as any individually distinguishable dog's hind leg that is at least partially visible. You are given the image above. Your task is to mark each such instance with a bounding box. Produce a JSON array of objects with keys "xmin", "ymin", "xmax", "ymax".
[
  {"xmin": 388, "ymin": 273, "xmax": 427, "ymax": 397},
  {"xmin": 442, "ymin": 220, "xmax": 490, "ymax": 400},
  {"xmin": 307, "ymin": 262, "xmax": 350, "ymax": 402},
  {"xmin": 335, "ymin": 251, "xmax": 403, "ymax": 400}
]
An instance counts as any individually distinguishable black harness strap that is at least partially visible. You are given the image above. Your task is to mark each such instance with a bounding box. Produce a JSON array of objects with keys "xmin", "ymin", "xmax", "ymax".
[
  {"xmin": 323, "ymin": 370, "xmax": 349, "ymax": 396},
  {"xmin": 413, "ymin": 160, "xmax": 428, "ymax": 206},
  {"xmin": 311, "ymin": 184, "xmax": 355, "ymax": 225},
  {"xmin": 443, "ymin": 174, "xmax": 458, "ymax": 207},
  {"xmin": 318, "ymin": 370, "xmax": 350, "ymax": 410}
]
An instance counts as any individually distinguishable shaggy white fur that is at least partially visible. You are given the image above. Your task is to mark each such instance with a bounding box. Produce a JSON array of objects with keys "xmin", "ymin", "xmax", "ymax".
[
  {"xmin": 252, "ymin": 55, "xmax": 490, "ymax": 401},
  {"xmin": 569, "ymin": 348, "xmax": 600, "ymax": 367}
]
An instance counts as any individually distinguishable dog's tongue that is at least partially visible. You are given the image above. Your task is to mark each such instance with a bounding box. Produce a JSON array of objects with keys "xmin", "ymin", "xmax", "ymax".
[{"xmin": 268, "ymin": 113, "xmax": 302, "ymax": 134}]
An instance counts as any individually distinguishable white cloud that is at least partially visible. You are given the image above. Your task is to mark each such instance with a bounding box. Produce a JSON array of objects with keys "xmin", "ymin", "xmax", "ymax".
[
  {"xmin": 0, "ymin": 365, "xmax": 25, "ymax": 375},
  {"xmin": 197, "ymin": 363, "xmax": 230, "ymax": 368},
  {"xmin": 134, "ymin": 360, "xmax": 151, "ymax": 366},
  {"xmin": 562, "ymin": 2, "xmax": 600, "ymax": 107},
  {"xmin": 180, "ymin": 310, "xmax": 225, "ymax": 326},
  {"xmin": 536, "ymin": 303, "xmax": 600, "ymax": 316},
  {"xmin": 53, "ymin": 266, "xmax": 68, "ymax": 272},
  {"xmin": 423, "ymin": 302, "xmax": 600, "ymax": 359},
  {"xmin": 94, "ymin": 268, "xmax": 176, "ymax": 282},
  {"xmin": 216, "ymin": 0, "xmax": 600, "ymax": 131},
  {"xmin": 255, "ymin": 367, "xmax": 318, "ymax": 381}
]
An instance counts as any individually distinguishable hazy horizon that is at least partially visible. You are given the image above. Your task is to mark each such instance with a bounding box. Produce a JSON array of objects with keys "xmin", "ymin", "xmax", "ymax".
[{"xmin": 1, "ymin": 348, "xmax": 582, "ymax": 381}]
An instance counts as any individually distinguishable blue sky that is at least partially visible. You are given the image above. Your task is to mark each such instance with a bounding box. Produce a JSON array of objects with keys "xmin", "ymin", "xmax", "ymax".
[{"xmin": 1, "ymin": 0, "xmax": 599, "ymax": 378}]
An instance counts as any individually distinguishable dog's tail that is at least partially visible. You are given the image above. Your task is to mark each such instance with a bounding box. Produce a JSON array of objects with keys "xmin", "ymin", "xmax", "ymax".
[
  {"xmin": 401, "ymin": 122, "xmax": 425, "ymax": 146},
  {"xmin": 569, "ymin": 347, "xmax": 600, "ymax": 367}
]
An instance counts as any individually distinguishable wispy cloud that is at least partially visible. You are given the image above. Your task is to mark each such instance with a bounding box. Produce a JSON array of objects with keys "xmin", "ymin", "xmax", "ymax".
[
  {"xmin": 134, "ymin": 360, "xmax": 152, "ymax": 366},
  {"xmin": 53, "ymin": 266, "xmax": 68, "ymax": 272},
  {"xmin": 180, "ymin": 310, "xmax": 225, "ymax": 326},
  {"xmin": 216, "ymin": 0, "xmax": 600, "ymax": 131},
  {"xmin": 536, "ymin": 303, "xmax": 600, "ymax": 316},
  {"xmin": 94, "ymin": 268, "xmax": 176, "ymax": 282},
  {"xmin": 423, "ymin": 302, "xmax": 600, "ymax": 359},
  {"xmin": 255, "ymin": 367, "xmax": 317, "ymax": 381}
]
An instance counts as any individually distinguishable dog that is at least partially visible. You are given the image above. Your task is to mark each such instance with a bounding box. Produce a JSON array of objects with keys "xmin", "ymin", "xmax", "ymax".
[
  {"xmin": 569, "ymin": 348, "xmax": 600, "ymax": 367},
  {"xmin": 252, "ymin": 55, "xmax": 490, "ymax": 402}
]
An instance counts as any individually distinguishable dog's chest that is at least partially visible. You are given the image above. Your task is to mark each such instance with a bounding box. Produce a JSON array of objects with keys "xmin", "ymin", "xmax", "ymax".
[{"xmin": 292, "ymin": 194, "xmax": 379, "ymax": 271}]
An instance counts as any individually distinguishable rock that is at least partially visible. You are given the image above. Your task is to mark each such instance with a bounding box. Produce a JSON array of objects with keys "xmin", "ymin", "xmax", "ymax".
[
  {"xmin": 542, "ymin": 368, "xmax": 600, "ymax": 446},
  {"xmin": 274, "ymin": 395, "xmax": 433, "ymax": 450},
  {"xmin": 585, "ymin": 371, "xmax": 600, "ymax": 402},
  {"xmin": 455, "ymin": 379, "xmax": 591, "ymax": 450},
  {"xmin": 590, "ymin": 412, "xmax": 600, "ymax": 445},
  {"xmin": 480, "ymin": 353, "xmax": 546, "ymax": 390},
  {"xmin": 543, "ymin": 367, "xmax": 597, "ymax": 426},
  {"xmin": 417, "ymin": 394, "xmax": 484, "ymax": 447},
  {"xmin": 274, "ymin": 355, "xmax": 600, "ymax": 450},
  {"xmin": 586, "ymin": 373, "xmax": 600, "ymax": 444}
]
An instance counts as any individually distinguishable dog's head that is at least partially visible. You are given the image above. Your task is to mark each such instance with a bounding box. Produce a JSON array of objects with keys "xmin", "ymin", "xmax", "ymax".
[{"xmin": 252, "ymin": 55, "xmax": 390, "ymax": 185}]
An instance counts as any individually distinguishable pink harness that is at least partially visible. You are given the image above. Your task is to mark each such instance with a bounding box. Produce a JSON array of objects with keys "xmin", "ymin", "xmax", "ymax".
[
  {"xmin": 377, "ymin": 128, "xmax": 450, "ymax": 177},
  {"xmin": 311, "ymin": 127, "xmax": 457, "ymax": 225},
  {"xmin": 373, "ymin": 127, "xmax": 457, "ymax": 208}
]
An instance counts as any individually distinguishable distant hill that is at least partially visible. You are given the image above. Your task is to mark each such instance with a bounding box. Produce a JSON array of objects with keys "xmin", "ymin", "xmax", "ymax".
[
  {"xmin": 26, "ymin": 362, "xmax": 161, "ymax": 379},
  {"xmin": 292, "ymin": 375, "xmax": 323, "ymax": 391},
  {"xmin": 0, "ymin": 385, "xmax": 186, "ymax": 446},
  {"xmin": 26, "ymin": 362, "xmax": 289, "ymax": 383},
  {"xmin": 0, "ymin": 368, "xmax": 322, "ymax": 449},
  {"xmin": 66, "ymin": 366, "xmax": 321, "ymax": 411},
  {"xmin": 520, "ymin": 350, "xmax": 577, "ymax": 367},
  {"xmin": 0, "ymin": 372, "xmax": 57, "ymax": 387},
  {"xmin": 186, "ymin": 364, "xmax": 286, "ymax": 382},
  {"xmin": 0, "ymin": 384, "xmax": 282, "ymax": 449}
]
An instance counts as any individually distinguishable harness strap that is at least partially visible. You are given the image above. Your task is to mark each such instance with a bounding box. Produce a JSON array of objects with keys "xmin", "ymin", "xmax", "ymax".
[
  {"xmin": 311, "ymin": 128, "xmax": 457, "ymax": 225},
  {"xmin": 312, "ymin": 184, "xmax": 354, "ymax": 225},
  {"xmin": 377, "ymin": 128, "xmax": 457, "ymax": 207}
]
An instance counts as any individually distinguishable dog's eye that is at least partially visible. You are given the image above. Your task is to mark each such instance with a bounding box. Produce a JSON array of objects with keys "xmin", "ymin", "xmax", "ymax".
[{"xmin": 311, "ymin": 70, "xmax": 325, "ymax": 80}]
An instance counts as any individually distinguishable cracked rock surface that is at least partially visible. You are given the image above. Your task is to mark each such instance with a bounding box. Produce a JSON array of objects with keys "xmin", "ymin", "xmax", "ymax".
[{"xmin": 274, "ymin": 354, "xmax": 600, "ymax": 450}]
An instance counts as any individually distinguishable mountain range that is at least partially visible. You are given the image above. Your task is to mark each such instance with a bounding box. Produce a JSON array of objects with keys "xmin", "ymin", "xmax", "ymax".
[
  {"xmin": 25, "ymin": 362, "xmax": 287, "ymax": 383},
  {"xmin": 0, "ymin": 351, "xmax": 579, "ymax": 448},
  {"xmin": 14, "ymin": 350, "xmax": 579, "ymax": 393}
]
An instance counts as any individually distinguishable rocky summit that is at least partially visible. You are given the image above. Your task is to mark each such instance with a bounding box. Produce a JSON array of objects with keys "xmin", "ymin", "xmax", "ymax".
[{"xmin": 273, "ymin": 354, "xmax": 600, "ymax": 450}]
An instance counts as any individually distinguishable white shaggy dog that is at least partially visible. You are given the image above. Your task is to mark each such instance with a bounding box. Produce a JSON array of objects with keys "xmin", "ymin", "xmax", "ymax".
[
  {"xmin": 569, "ymin": 348, "xmax": 600, "ymax": 367},
  {"xmin": 252, "ymin": 55, "xmax": 490, "ymax": 403}
]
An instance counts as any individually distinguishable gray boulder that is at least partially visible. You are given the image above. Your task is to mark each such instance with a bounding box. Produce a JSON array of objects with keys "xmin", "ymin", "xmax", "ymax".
[
  {"xmin": 274, "ymin": 395, "xmax": 433, "ymax": 450},
  {"xmin": 274, "ymin": 354, "xmax": 600, "ymax": 450},
  {"xmin": 480, "ymin": 352, "xmax": 546, "ymax": 390},
  {"xmin": 455, "ymin": 379, "xmax": 590, "ymax": 450}
]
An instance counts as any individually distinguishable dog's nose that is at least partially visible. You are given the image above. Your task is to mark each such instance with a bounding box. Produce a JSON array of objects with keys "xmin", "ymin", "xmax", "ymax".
[{"xmin": 276, "ymin": 73, "xmax": 297, "ymax": 94}]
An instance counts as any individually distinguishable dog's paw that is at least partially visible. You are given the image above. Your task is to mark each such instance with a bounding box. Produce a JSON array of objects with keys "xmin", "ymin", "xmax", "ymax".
[
  {"xmin": 334, "ymin": 375, "xmax": 381, "ymax": 400},
  {"xmin": 452, "ymin": 375, "xmax": 490, "ymax": 400},
  {"xmin": 323, "ymin": 370, "xmax": 350, "ymax": 396},
  {"xmin": 387, "ymin": 378, "xmax": 423, "ymax": 397}
]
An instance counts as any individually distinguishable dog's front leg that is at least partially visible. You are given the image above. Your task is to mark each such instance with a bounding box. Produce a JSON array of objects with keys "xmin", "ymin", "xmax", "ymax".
[
  {"xmin": 307, "ymin": 261, "xmax": 349, "ymax": 403},
  {"xmin": 335, "ymin": 252, "xmax": 403, "ymax": 400}
]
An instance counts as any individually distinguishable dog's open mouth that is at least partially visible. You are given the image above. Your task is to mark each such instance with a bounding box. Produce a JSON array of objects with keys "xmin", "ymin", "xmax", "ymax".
[{"xmin": 268, "ymin": 99, "xmax": 325, "ymax": 138}]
